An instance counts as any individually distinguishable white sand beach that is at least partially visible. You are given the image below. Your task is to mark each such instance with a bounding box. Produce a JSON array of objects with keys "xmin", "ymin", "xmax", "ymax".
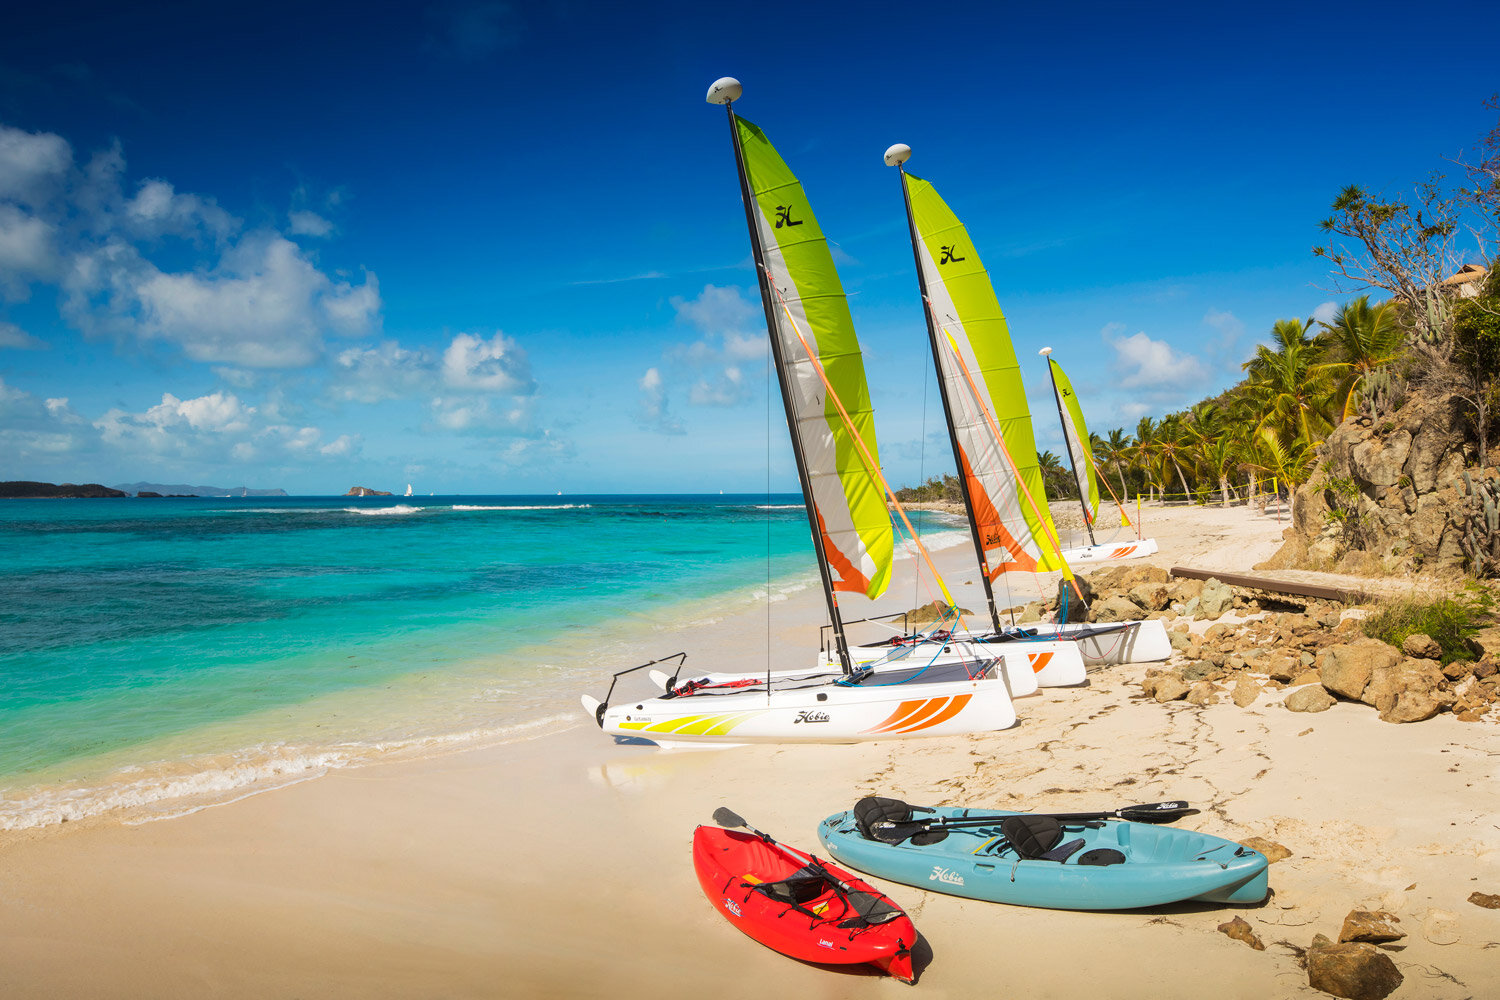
[{"xmin": 2, "ymin": 502, "xmax": 1497, "ymax": 999}]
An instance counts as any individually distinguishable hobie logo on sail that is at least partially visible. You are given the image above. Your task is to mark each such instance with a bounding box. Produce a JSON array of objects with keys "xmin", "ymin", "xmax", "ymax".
[
  {"xmin": 939, "ymin": 244, "xmax": 965, "ymax": 264},
  {"xmin": 775, "ymin": 205, "xmax": 803, "ymax": 228},
  {"xmin": 929, "ymin": 866, "xmax": 964, "ymax": 886}
]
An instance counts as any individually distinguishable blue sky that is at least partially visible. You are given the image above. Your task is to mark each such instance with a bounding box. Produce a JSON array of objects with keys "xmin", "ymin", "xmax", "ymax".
[{"xmin": 1, "ymin": 1, "xmax": 1496, "ymax": 495}]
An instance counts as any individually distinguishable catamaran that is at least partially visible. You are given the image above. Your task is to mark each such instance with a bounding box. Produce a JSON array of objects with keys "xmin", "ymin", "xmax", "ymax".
[
  {"xmin": 875, "ymin": 145, "xmax": 1170, "ymax": 667},
  {"xmin": 580, "ymin": 80, "xmax": 1022, "ymax": 747},
  {"xmin": 1041, "ymin": 347, "xmax": 1158, "ymax": 563}
]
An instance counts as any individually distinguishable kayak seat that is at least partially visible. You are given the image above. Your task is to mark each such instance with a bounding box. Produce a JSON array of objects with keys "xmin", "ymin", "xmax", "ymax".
[{"xmin": 999, "ymin": 815, "xmax": 1063, "ymax": 858}]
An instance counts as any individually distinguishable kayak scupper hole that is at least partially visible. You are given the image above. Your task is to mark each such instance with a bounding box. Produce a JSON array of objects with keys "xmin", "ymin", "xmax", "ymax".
[{"xmin": 817, "ymin": 693, "xmax": 827, "ymax": 701}]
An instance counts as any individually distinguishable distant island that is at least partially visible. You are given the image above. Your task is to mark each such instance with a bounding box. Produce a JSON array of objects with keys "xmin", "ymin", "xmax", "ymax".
[
  {"xmin": 344, "ymin": 486, "xmax": 393, "ymax": 497},
  {"xmin": 1, "ymin": 481, "xmax": 128, "ymax": 498},
  {"xmin": 114, "ymin": 482, "xmax": 288, "ymax": 497}
]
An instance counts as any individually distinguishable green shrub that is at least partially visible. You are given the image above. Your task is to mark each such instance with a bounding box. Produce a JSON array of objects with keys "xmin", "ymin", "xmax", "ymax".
[{"xmin": 1361, "ymin": 584, "xmax": 1495, "ymax": 664}]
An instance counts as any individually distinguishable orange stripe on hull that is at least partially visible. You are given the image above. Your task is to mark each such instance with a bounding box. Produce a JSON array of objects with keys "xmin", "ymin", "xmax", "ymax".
[
  {"xmin": 862, "ymin": 695, "xmax": 974, "ymax": 735},
  {"xmin": 906, "ymin": 694, "xmax": 971, "ymax": 731},
  {"xmin": 865, "ymin": 699, "xmax": 927, "ymax": 734},
  {"xmin": 1027, "ymin": 651, "xmax": 1054, "ymax": 674}
]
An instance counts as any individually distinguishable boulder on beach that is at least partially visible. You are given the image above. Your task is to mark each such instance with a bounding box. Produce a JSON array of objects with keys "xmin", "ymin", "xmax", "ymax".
[
  {"xmin": 1338, "ymin": 910, "xmax": 1405, "ymax": 945},
  {"xmin": 1285, "ymin": 685, "xmax": 1335, "ymax": 712},
  {"xmin": 1305, "ymin": 940, "xmax": 1403, "ymax": 1000}
]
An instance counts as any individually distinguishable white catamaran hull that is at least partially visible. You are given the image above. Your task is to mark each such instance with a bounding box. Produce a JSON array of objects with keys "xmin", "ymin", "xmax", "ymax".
[
  {"xmin": 583, "ymin": 673, "xmax": 1016, "ymax": 749},
  {"xmin": 1058, "ymin": 537, "xmax": 1159, "ymax": 563},
  {"xmin": 823, "ymin": 641, "xmax": 1084, "ymax": 690},
  {"xmin": 648, "ymin": 641, "xmax": 1072, "ymax": 699},
  {"xmin": 951, "ymin": 619, "xmax": 1173, "ymax": 666}
]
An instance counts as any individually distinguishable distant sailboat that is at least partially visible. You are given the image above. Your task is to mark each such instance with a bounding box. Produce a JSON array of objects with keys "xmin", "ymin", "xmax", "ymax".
[
  {"xmin": 580, "ymin": 79, "xmax": 1020, "ymax": 747},
  {"xmin": 404, "ymin": 483, "xmax": 413, "ymax": 497},
  {"xmin": 1041, "ymin": 348, "xmax": 1158, "ymax": 563}
]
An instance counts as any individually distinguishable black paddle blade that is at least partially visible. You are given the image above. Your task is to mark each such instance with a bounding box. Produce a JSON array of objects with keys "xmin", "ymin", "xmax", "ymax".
[
  {"xmin": 712, "ymin": 806, "xmax": 746, "ymax": 829},
  {"xmin": 1116, "ymin": 801, "xmax": 1191, "ymax": 823}
]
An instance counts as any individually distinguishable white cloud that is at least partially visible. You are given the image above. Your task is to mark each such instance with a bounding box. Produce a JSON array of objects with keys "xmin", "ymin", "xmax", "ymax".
[
  {"xmin": 673, "ymin": 284, "xmax": 758, "ymax": 334},
  {"xmin": 320, "ymin": 433, "xmax": 360, "ymax": 457},
  {"xmin": 441, "ymin": 331, "xmax": 534, "ymax": 393},
  {"xmin": 0, "ymin": 377, "xmax": 90, "ymax": 460},
  {"xmin": 288, "ymin": 210, "xmax": 334, "ymax": 237},
  {"xmin": 0, "ymin": 320, "xmax": 46, "ymax": 350},
  {"xmin": 1, "ymin": 124, "xmax": 381, "ymax": 368},
  {"xmin": 331, "ymin": 339, "xmax": 431, "ymax": 403},
  {"xmin": 1310, "ymin": 301, "xmax": 1338, "ymax": 325},
  {"xmin": 690, "ymin": 365, "xmax": 753, "ymax": 406},
  {"xmin": 0, "ymin": 125, "xmax": 71, "ymax": 207},
  {"xmin": 124, "ymin": 179, "xmax": 237, "ymax": 242},
  {"xmin": 1102, "ymin": 326, "xmax": 1207, "ymax": 390},
  {"xmin": 637, "ymin": 366, "xmax": 683, "ymax": 434},
  {"xmin": 0, "ymin": 203, "xmax": 61, "ymax": 294}
]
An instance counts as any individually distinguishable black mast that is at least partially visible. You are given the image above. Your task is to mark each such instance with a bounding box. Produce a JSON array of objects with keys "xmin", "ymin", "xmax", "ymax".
[
  {"xmin": 894, "ymin": 158, "xmax": 1003, "ymax": 634},
  {"xmin": 722, "ymin": 97, "xmax": 855, "ymax": 676},
  {"xmin": 1045, "ymin": 352, "xmax": 1096, "ymax": 546}
]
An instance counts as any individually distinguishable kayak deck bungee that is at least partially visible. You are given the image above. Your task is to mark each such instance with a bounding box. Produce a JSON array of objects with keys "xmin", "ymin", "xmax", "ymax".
[
  {"xmin": 817, "ymin": 799, "xmax": 1268, "ymax": 911},
  {"xmin": 693, "ymin": 824, "xmax": 916, "ymax": 983}
]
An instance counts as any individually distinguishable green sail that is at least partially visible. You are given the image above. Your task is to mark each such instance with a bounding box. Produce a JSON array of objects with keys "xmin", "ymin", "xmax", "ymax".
[
  {"xmin": 1048, "ymin": 356, "xmax": 1100, "ymax": 525},
  {"xmin": 735, "ymin": 116, "xmax": 893, "ymax": 599},
  {"xmin": 903, "ymin": 171, "xmax": 1064, "ymax": 576}
]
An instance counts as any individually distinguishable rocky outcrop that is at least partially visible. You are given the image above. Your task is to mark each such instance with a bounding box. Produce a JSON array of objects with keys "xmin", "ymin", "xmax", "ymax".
[
  {"xmin": 1260, "ymin": 391, "xmax": 1498, "ymax": 576},
  {"xmin": 344, "ymin": 487, "xmax": 393, "ymax": 497},
  {"xmin": 0, "ymin": 481, "xmax": 128, "ymax": 498}
]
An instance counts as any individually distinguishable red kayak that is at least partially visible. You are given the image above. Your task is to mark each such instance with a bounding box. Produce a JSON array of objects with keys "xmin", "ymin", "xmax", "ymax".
[{"xmin": 693, "ymin": 817, "xmax": 916, "ymax": 983}]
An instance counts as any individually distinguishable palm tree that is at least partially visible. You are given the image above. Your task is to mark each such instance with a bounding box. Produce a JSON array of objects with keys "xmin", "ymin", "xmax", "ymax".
[
  {"xmin": 1093, "ymin": 428, "xmax": 1136, "ymax": 503},
  {"xmin": 1313, "ymin": 295, "xmax": 1405, "ymax": 421},
  {"xmin": 1036, "ymin": 449, "xmax": 1072, "ymax": 500},
  {"xmin": 1154, "ymin": 413, "xmax": 1195, "ymax": 501},
  {"xmin": 1241, "ymin": 325, "xmax": 1337, "ymax": 450},
  {"xmin": 1132, "ymin": 417, "xmax": 1164, "ymax": 500}
]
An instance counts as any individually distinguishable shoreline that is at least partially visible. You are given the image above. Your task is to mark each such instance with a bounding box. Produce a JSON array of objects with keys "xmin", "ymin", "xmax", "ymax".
[{"xmin": 3, "ymin": 502, "xmax": 1497, "ymax": 997}]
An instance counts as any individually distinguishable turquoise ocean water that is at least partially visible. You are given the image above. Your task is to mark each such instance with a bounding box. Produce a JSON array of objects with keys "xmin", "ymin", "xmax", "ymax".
[{"xmin": 0, "ymin": 494, "xmax": 964, "ymax": 829}]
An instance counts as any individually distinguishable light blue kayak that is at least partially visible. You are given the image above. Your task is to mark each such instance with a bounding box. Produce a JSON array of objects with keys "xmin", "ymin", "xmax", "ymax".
[{"xmin": 816, "ymin": 801, "xmax": 1268, "ymax": 911}]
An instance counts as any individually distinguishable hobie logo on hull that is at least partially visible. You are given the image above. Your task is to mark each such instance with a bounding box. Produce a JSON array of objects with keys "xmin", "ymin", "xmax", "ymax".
[
  {"xmin": 794, "ymin": 710, "xmax": 830, "ymax": 724},
  {"xmin": 929, "ymin": 866, "xmax": 965, "ymax": 886},
  {"xmin": 723, "ymin": 898, "xmax": 741, "ymax": 916}
]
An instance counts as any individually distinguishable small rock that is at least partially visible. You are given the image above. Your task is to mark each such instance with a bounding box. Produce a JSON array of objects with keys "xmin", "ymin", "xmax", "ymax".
[
  {"xmin": 1238, "ymin": 836, "xmax": 1291, "ymax": 863},
  {"xmin": 1186, "ymin": 680, "xmax": 1218, "ymax": 706},
  {"xmin": 1468, "ymin": 891, "xmax": 1500, "ymax": 909},
  {"xmin": 1217, "ymin": 915, "xmax": 1265, "ymax": 950},
  {"xmin": 1401, "ymin": 632, "xmax": 1441, "ymax": 660},
  {"xmin": 1179, "ymin": 660, "xmax": 1216, "ymax": 683},
  {"xmin": 1153, "ymin": 676, "xmax": 1190, "ymax": 703},
  {"xmin": 1168, "ymin": 629, "xmax": 1191, "ymax": 651},
  {"xmin": 1196, "ymin": 578, "xmax": 1234, "ymax": 618},
  {"xmin": 1285, "ymin": 686, "xmax": 1335, "ymax": 713},
  {"xmin": 1338, "ymin": 910, "xmax": 1405, "ymax": 945},
  {"xmin": 1306, "ymin": 942, "xmax": 1403, "ymax": 1000},
  {"xmin": 1232, "ymin": 675, "xmax": 1261, "ymax": 708}
]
